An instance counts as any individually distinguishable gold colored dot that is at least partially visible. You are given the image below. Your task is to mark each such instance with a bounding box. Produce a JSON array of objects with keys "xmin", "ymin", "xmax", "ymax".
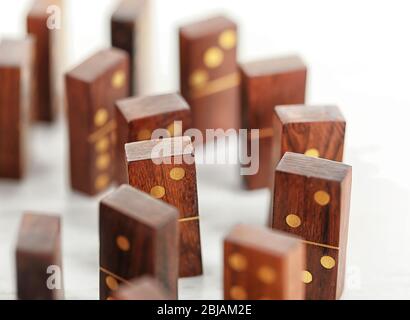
[
  {"xmin": 137, "ymin": 129, "xmax": 152, "ymax": 141},
  {"xmin": 105, "ymin": 276, "xmax": 119, "ymax": 291},
  {"xmin": 302, "ymin": 270, "xmax": 313, "ymax": 284},
  {"xmin": 320, "ymin": 256, "xmax": 336, "ymax": 269},
  {"xmin": 189, "ymin": 69, "xmax": 209, "ymax": 88},
  {"xmin": 106, "ymin": 297, "xmax": 114, "ymax": 300},
  {"xmin": 314, "ymin": 190, "xmax": 330, "ymax": 206},
  {"xmin": 230, "ymin": 286, "xmax": 247, "ymax": 300},
  {"xmin": 95, "ymin": 137, "xmax": 110, "ymax": 153},
  {"xmin": 285, "ymin": 214, "xmax": 301, "ymax": 228},
  {"xmin": 170, "ymin": 167, "xmax": 185, "ymax": 181},
  {"xmin": 219, "ymin": 29, "xmax": 237, "ymax": 50},
  {"xmin": 257, "ymin": 266, "xmax": 277, "ymax": 284},
  {"xmin": 228, "ymin": 253, "xmax": 247, "ymax": 272},
  {"xmin": 112, "ymin": 70, "xmax": 126, "ymax": 89},
  {"xmin": 96, "ymin": 154, "xmax": 111, "ymax": 170},
  {"xmin": 305, "ymin": 148, "xmax": 320, "ymax": 158},
  {"xmin": 95, "ymin": 174, "xmax": 110, "ymax": 190},
  {"xmin": 94, "ymin": 109, "xmax": 108, "ymax": 127},
  {"xmin": 204, "ymin": 47, "xmax": 224, "ymax": 68},
  {"xmin": 116, "ymin": 235, "xmax": 130, "ymax": 251},
  {"xmin": 167, "ymin": 122, "xmax": 182, "ymax": 137},
  {"xmin": 150, "ymin": 186, "xmax": 165, "ymax": 199}
]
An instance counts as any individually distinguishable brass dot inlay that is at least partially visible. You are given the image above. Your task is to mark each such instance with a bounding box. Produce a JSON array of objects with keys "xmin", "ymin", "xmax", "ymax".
[
  {"xmin": 137, "ymin": 129, "xmax": 152, "ymax": 141},
  {"xmin": 257, "ymin": 266, "xmax": 277, "ymax": 284},
  {"xmin": 167, "ymin": 122, "xmax": 182, "ymax": 137},
  {"xmin": 95, "ymin": 137, "xmax": 110, "ymax": 153},
  {"xmin": 204, "ymin": 47, "xmax": 224, "ymax": 68},
  {"xmin": 95, "ymin": 174, "xmax": 110, "ymax": 190},
  {"xmin": 96, "ymin": 154, "xmax": 111, "ymax": 170},
  {"xmin": 189, "ymin": 69, "xmax": 209, "ymax": 88},
  {"xmin": 106, "ymin": 297, "xmax": 114, "ymax": 300},
  {"xmin": 228, "ymin": 253, "xmax": 247, "ymax": 272},
  {"xmin": 320, "ymin": 256, "xmax": 336, "ymax": 269},
  {"xmin": 94, "ymin": 109, "xmax": 108, "ymax": 127},
  {"xmin": 105, "ymin": 276, "xmax": 119, "ymax": 291},
  {"xmin": 314, "ymin": 190, "xmax": 330, "ymax": 206},
  {"xmin": 305, "ymin": 148, "xmax": 320, "ymax": 158},
  {"xmin": 230, "ymin": 286, "xmax": 247, "ymax": 300},
  {"xmin": 116, "ymin": 235, "xmax": 130, "ymax": 252},
  {"xmin": 302, "ymin": 270, "xmax": 313, "ymax": 284},
  {"xmin": 219, "ymin": 29, "xmax": 237, "ymax": 50},
  {"xmin": 112, "ymin": 70, "xmax": 126, "ymax": 89},
  {"xmin": 286, "ymin": 214, "xmax": 301, "ymax": 228},
  {"xmin": 170, "ymin": 167, "xmax": 185, "ymax": 181},
  {"xmin": 150, "ymin": 186, "xmax": 165, "ymax": 199}
]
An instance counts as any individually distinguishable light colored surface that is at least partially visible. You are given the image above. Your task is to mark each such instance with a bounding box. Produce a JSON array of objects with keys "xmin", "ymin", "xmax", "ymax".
[{"xmin": 0, "ymin": 0, "xmax": 410, "ymax": 300}]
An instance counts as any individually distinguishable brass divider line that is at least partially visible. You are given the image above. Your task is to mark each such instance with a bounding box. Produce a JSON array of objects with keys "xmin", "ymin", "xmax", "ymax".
[
  {"xmin": 179, "ymin": 216, "xmax": 200, "ymax": 223},
  {"xmin": 88, "ymin": 120, "xmax": 117, "ymax": 143},
  {"xmin": 302, "ymin": 240, "xmax": 339, "ymax": 251},
  {"xmin": 100, "ymin": 266, "xmax": 133, "ymax": 287},
  {"xmin": 191, "ymin": 72, "xmax": 240, "ymax": 99}
]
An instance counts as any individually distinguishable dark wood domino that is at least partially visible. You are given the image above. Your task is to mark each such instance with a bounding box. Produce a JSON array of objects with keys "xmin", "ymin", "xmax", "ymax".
[
  {"xmin": 100, "ymin": 184, "xmax": 178, "ymax": 300},
  {"xmin": 112, "ymin": 276, "xmax": 171, "ymax": 300},
  {"xmin": 240, "ymin": 55, "xmax": 307, "ymax": 189},
  {"xmin": 65, "ymin": 48, "xmax": 129, "ymax": 196},
  {"xmin": 126, "ymin": 137, "xmax": 203, "ymax": 278},
  {"xmin": 115, "ymin": 93, "xmax": 191, "ymax": 184},
  {"xmin": 0, "ymin": 38, "xmax": 35, "ymax": 179},
  {"xmin": 270, "ymin": 152, "xmax": 352, "ymax": 299},
  {"xmin": 16, "ymin": 213, "xmax": 64, "ymax": 300},
  {"xmin": 224, "ymin": 224, "xmax": 305, "ymax": 300},
  {"xmin": 273, "ymin": 105, "xmax": 346, "ymax": 169},
  {"xmin": 111, "ymin": 0, "xmax": 146, "ymax": 95},
  {"xmin": 179, "ymin": 15, "xmax": 240, "ymax": 134},
  {"xmin": 27, "ymin": 0, "xmax": 62, "ymax": 122}
]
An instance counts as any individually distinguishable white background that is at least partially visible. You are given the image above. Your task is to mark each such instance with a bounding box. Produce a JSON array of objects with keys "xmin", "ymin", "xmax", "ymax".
[{"xmin": 0, "ymin": 0, "xmax": 409, "ymax": 299}]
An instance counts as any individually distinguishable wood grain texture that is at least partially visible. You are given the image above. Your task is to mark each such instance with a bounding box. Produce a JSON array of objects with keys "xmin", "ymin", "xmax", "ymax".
[
  {"xmin": 224, "ymin": 224, "xmax": 305, "ymax": 300},
  {"xmin": 111, "ymin": 0, "xmax": 146, "ymax": 95},
  {"xmin": 179, "ymin": 15, "xmax": 240, "ymax": 135},
  {"xmin": 270, "ymin": 152, "xmax": 352, "ymax": 300},
  {"xmin": 112, "ymin": 276, "xmax": 171, "ymax": 300},
  {"xmin": 272, "ymin": 105, "xmax": 346, "ymax": 170},
  {"xmin": 126, "ymin": 137, "xmax": 203, "ymax": 278},
  {"xmin": 16, "ymin": 213, "xmax": 64, "ymax": 300},
  {"xmin": 240, "ymin": 55, "xmax": 307, "ymax": 189},
  {"xmin": 27, "ymin": 0, "xmax": 62, "ymax": 122},
  {"xmin": 0, "ymin": 38, "xmax": 35, "ymax": 179},
  {"xmin": 115, "ymin": 93, "xmax": 192, "ymax": 184},
  {"xmin": 65, "ymin": 48, "xmax": 129, "ymax": 196},
  {"xmin": 99, "ymin": 185, "xmax": 179, "ymax": 300}
]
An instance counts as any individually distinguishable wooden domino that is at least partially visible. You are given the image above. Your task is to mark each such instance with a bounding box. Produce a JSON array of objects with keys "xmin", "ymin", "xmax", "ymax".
[
  {"xmin": 99, "ymin": 184, "xmax": 178, "ymax": 300},
  {"xmin": 240, "ymin": 55, "xmax": 307, "ymax": 189},
  {"xmin": 126, "ymin": 136, "xmax": 203, "ymax": 277},
  {"xmin": 270, "ymin": 152, "xmax": 352, "ymax": 299},
  {"xmin": 27, "ymin": 0, "xmax": 62, "ymax": 122},
  {"xmin": 115, "ymin": 93, "xmax": 191, "ymax": 184},
  {"xmin": 65, "ymin": 48, "xmax": 129, "ymax": 196},
  {"xmin": 16, "ymin": 213, "xmax": 64, "ymax": 300},
  {"xmin": 224, "ymin": 224, "xmax": 305, "ymax": 300},
  {"xmin": 179, "ymin": 15, "xmax": 240, "ymax": 134},
  {"xmin": 112, "ymin": 276, "xmax": 171, "ymax": 300},
  {"xmin": 0, "ymin": 38, "xmax": 35, "ymax": 179},
  {"xmin": 273, "ymin": 105, "xmax": 346, "ymax": 169},
  {"xmin": 111, "ymin": 0, "xmax": 146, "ymax": 95}
]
